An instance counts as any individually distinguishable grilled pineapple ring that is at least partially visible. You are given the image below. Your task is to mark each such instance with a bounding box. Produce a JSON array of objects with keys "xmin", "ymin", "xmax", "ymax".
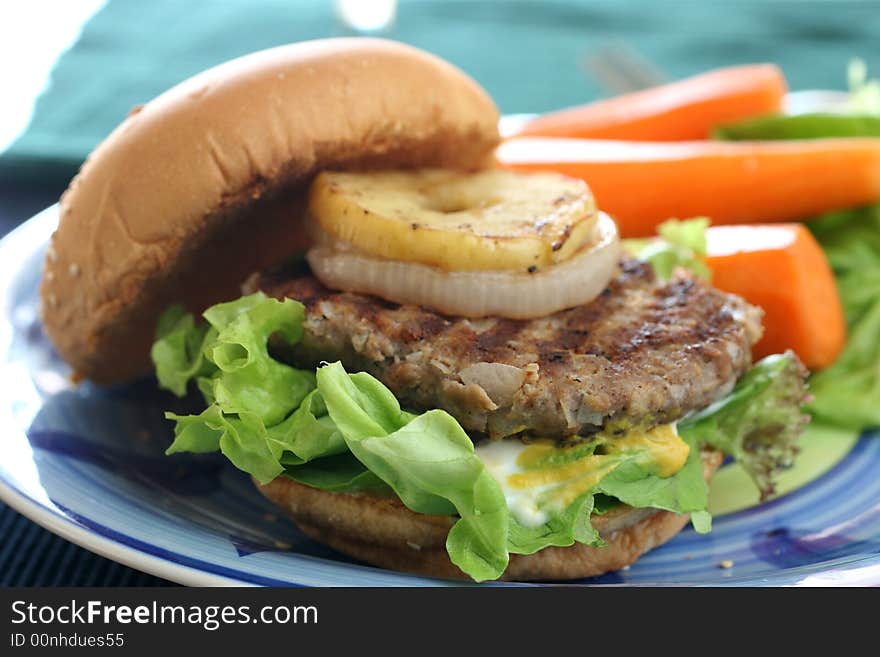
[{"xmin": 308, "ymin": 169, "xmax": 598, "ymax": 272}]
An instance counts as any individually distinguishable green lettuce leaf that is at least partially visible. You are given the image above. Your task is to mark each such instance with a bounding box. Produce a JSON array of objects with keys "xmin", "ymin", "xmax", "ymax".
[
  {"xmin": 598, "ymin": 432, "xmax": 711, "ymax": 532},
  {"xmin": 164, "ymin": 406, "xmax": 222, "ymax": 453},
  {"xmin": 592, "ymin": 494, "xmax": 619, "ymax": 515},
  {"xmin": 507, "ymin": 494, "xmax": 599, "ymax": 555},
  {"xmin": 201, "ymin": 294, "xmax": 312, "ymax": 425},
  {"xmin": 151, "ymin": 305, "xmax": 216, "ymax": 396},
  {"xmin": 268, "ymin": 390, "xmax": 348, "ymax": 465},
  {"xmin": 282, "ymin": 453, "xmax": 390, "ymax": 494},
  {"xmin": 494, "ymin": 440, "xmax": 603, "ymax": 554},
  {"xmin": 165, "ymin": 406, "xmax": 283, "ymax": 484},
  {"xmin": 154, "ymin": 293, "xmax": 323, "ymax": 484},
  {"xmin": 808, "ymin": 203, "xmax": 880, "ymax": 429},
  {"xmin": 679, "ymin": 352, "xmax": 809, "ymax": 499},
  {"xmin": 316, "ymin": 362, "xmax": 510, "ymax": 582},
  {"xmin": 624, "ymin": 217, "xmax": 711, "ymax": 280},
  {"xmin": 808, "ymin": 301, "xmax": 880, "ymax": 429}
]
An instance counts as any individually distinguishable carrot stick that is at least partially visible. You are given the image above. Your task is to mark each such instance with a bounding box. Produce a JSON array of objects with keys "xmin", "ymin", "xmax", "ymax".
[
  {"xmin": 497, "ymin": 137, "xmax": 880, "ymax": 237},
  {"xmin": 706, "ymin": 224, "xmax": 846, "ymax": 369},
  {"xmin": 512, "ymin": 64, "xmax": 787, "ymax": 141}
]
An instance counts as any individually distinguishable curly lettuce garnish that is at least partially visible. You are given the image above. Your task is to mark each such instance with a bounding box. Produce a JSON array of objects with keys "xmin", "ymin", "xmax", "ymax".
[
  {"xmin": 624, "ymin": 217, "xmax": 711, "ymax": 280},
  {"xmin": 679, "ymin": 352, "xmax": 809, "ymax": 499},
  {"xmin": 808, "ymin": 203, "xmax": 880, "ymax": 430}
]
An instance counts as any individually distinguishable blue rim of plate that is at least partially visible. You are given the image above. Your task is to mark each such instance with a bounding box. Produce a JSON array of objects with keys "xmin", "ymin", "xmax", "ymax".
[{"xmin": 2, "ymin": 206, "xmax": 879, "ymax": 587}]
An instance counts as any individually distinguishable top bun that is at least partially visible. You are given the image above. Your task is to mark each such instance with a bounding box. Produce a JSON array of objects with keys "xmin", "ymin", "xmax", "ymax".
[{"xmin": 41, "ymin": 38, "xmax": 500, "ymax": 384}]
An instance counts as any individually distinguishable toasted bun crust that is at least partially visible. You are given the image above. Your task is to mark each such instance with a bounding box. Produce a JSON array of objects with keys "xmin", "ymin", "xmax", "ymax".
[
  {"xmin": 256, "ymin": 449, "xmax": 723, "ymax": 581},
  {"xmin": 41, "ymin": 38, "xmax": 500, "ymax": 384}
]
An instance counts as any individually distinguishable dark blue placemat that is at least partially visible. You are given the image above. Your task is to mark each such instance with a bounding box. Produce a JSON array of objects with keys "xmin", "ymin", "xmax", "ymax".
[{"xmin": 0, "ymin": 503, "xmax": 171, "ymax": 586}]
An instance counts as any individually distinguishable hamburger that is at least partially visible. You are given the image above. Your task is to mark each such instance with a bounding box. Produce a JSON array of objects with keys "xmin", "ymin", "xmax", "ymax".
[{"xmin": 40, "ymin": 38, "xmax": 809, "ymax": 582}]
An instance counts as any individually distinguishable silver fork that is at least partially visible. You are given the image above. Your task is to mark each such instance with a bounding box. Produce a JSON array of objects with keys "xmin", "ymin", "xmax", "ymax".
[{"xmin": 583, "ymin": 43, "xmax": 668, "ymax": 94}]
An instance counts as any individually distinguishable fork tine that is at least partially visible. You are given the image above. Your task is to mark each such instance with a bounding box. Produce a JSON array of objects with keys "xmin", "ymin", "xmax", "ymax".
[{"xmin": 583, "ymin": 43, "xmax": 668, "ymax": 94}]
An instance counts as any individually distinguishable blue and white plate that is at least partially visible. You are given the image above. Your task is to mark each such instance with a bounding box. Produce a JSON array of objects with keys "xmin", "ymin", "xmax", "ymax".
[{"xmin": 1, "ymin": 206, "xmax": 879, "ymax": 586}]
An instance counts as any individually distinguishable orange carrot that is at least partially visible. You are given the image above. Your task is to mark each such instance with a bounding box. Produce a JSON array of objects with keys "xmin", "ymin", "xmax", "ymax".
[
  {"xmin": 512, "ymin": 64, "xmax": 786, "ymax": 141},
  {"xmin": 497, "ymin": 137, "xmax": 880, "ymax": 237},
  {"xmin": 706, "ymin": 224, "xmax": 846, "ymax": 369}
]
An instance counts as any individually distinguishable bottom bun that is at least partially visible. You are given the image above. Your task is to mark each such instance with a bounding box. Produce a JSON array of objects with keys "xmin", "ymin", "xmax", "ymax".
[{"xmin": 256, "ymin": 449, "xmax": 723, "ymax": 581}]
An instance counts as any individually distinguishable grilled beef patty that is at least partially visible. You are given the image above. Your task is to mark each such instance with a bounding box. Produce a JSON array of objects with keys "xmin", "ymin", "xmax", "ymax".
[{"xmin": 259, "ymin": 258, "xmax": 763, "ymax": 439}]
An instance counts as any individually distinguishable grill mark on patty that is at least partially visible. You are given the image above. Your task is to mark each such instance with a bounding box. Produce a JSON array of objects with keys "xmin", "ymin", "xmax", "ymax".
[
  {"xmin": 473, "ymin": 319, "xmax": 520, "ymax": 355},
  {"xmin": 258, "ymin": 257, "xmax": 763, "ymax": 439}
]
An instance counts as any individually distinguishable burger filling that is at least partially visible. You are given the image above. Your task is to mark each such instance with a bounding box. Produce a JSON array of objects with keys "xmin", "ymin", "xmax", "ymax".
[
  {"xmin": 152, "ymin": 291, "xmax": 807, "ymax": 582},
  {"xmin": 150, "ymin": 169, "xmax": 809, "ymax": 582}
]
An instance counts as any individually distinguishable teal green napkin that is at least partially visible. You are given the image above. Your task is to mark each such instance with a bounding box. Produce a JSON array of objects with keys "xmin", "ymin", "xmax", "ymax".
[{"xmin": 1, "ymin": 0, "xmax": 873, "ymax": 184}]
